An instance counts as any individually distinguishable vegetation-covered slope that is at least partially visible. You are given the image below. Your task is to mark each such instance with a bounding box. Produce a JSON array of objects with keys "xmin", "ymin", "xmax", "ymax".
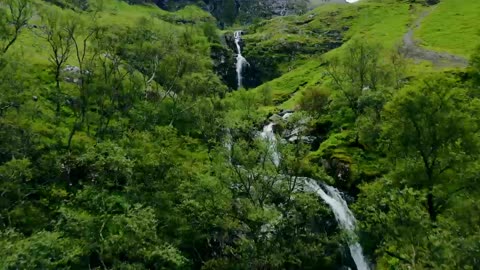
[
  {"xmin": 1, "ymin": 0, "xmax": 480, "ymax": 269},
  {"xmin": 0, "ymin": 0, "xmax": 344, "ymax": 268},
  {"xmin": 245, "ymin": 0, "xmax": 414, "ymax": 107},
  {"xmin": 416, "ymin": 0, "xmax": 480, "ymax": 56}
]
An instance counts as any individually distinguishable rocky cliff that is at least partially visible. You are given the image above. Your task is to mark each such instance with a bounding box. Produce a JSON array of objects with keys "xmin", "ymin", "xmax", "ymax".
[{"xmin": 157, "ymin": 0, "xmax": 310, "ymax": 25}]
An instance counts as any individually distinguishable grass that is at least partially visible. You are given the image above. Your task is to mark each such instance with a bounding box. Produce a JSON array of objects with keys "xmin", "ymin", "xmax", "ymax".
[
  {"xmin": 252, "ymin": 0, "xmax": 470, "ymax": 116},
  {"xmin": 344, "ymin": 0, "xmax": 413, "ymax": 49},
  {"xmin": 248, "ymin": 0, "xmax": 417, "ymax": 111},
  {"xmin": 416, "ymin": 0, "xmax": 480, "ymax": 57},
  {"xmin": 251, "ymin": 59, "xmax": 325, "ymax": 110},
  {"xmin": 8, "ymin": 0, "xmax": 211, "ymax": 67},
  {"xmin": 4, "ymin": 0, "xmax": 214, "ymax": 115}
]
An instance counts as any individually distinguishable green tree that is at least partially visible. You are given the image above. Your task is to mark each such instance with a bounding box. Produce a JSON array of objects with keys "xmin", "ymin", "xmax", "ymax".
[
  {"xmin": 382, "ymin": 75, "xmax": 480, "ymax": 221},
  {"xmin": 299, "ymin": 86, "xmax": 331, "ymax": 117},
  {"xmin": 0, "ymin": 0, "xmax": 32, "ymax": 54},
  {"xmin": 470, "ymin": 45, "xmax": 480, "ymax": 88},
  {"xmin": 0, "ymin": 230, "xmax": 84, "ymax": 269},
  {"xmin": 326, "ymin": 40, "xmax": 404, "ymax": 120},
  {"xmin": 38, "ymin": 8, "xmax": 75, "ymax": 113}
]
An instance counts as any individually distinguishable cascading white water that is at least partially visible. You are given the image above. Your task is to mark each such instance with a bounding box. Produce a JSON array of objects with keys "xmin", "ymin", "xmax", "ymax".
[
  {"xmin": 224, "ymin": 128, "xmax": 233, "ymax": 163},
  {"xmin": 304, "ymin": 179, "xmax": 370, "ymax": 270},
  {"xmin": 259, "ymin": 123, "xmax": 280, "ymax": 167},
  {"xmin": 282, "ymin": 112, "xmax": 293, "ymax": 120},
  {"xmin": 234, "ymin": 30, "xmax": 249, "ymax": 89},
  {"xmin": 257, "ymin": 120, "xmax": 370, "ymax": 270}
]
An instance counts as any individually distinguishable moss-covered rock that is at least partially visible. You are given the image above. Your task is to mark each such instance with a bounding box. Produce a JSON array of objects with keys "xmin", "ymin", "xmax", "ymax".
[{"xmin": 211, "ymin": 42, "xmax": 237, "ymax": 90}]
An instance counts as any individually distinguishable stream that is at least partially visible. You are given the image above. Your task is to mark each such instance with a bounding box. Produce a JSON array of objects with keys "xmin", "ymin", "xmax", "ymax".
[
  {"xmin": 232, "ymin": 23, "xmax": 369, "ymax": 270},
  {"xmin": 259, "ymin": 119, "xmax": 370, "ymax": 270}
]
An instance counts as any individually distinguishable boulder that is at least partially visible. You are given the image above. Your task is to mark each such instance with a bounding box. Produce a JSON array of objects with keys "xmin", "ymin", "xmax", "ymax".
[
  {"xmin": 268, "ymin": 114, "xmax": 283, "ymax": 124},
  {"xmin": 278, "ymin": 109, "xmax": 294, "ymax": 117}
]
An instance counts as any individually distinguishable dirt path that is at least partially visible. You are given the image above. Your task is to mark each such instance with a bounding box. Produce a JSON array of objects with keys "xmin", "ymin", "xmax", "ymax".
[{"xmin": 401, "ymin": 8, "xmax": 468, "ymax": 68}]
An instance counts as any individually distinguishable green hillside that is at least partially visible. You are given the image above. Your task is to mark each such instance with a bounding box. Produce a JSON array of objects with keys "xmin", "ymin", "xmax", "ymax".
[
  {"xmin": 416, "ymin": 0, "xmax": 480, "ymax": 56},
  {"xmin": 1, "ymin": 0, "xmax": 480, "ymax": 269}
]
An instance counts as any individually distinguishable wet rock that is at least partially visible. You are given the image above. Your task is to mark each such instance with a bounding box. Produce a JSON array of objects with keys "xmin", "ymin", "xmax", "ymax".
[
  {"xmin": 224, "ymin": 32, "xmax": 237, "ymax": 51},
  {"xmin": 278, "ymin": 109, "xmax": 294, "ymax": 116},
  {"xmin": 211, "ymin": 43, "xmax": 237, "ymax": 89},
  {"xmin": 322, "ymin": 158, "xmax": 352, "ymax": 188},
  {"xmin": 288, "ymin": 135, "xmax": 316, "ymax": 144},
  {"xmin": 269, "ymin": 114, "xmax": 283, "ymax": 124}
]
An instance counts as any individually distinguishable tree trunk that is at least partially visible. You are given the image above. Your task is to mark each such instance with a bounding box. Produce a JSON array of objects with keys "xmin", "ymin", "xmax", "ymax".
[
  {"xmin": 55, "ymin": 66, "xmax": 61, "ymax": 113},
  {"xmin": 427, "ymin": 188, "xmax": 437, "ymax": 222}
]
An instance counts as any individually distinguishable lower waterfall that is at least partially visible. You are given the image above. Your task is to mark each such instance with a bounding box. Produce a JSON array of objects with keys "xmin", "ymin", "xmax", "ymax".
[
  {"xmin": 304, "ymin": 179, "xmax": 370, "ymax": 270},
  {"xmin": 259, "ymin": 120, "xmax": 370, "ymax": 270}
]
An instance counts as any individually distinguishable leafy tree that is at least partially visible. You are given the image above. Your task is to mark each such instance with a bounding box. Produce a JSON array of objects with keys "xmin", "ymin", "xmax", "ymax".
[
  {"xmin": 326, "ymin": 40, "xmax": 382, "ymax": 117},
  {"xmin": 470, "ymin": 45, "xmax": 480, "ymax": 88},
  {"xmin": 57, "ymin": 189, "xmax": 187, "ymax": 269},
  {"xmin": 299, "ymin": 86, "xmax": 331, "ymax": 117},
  {"xmin": 0, "ymin": 158, "xmax": 32, "ymax": 228},
  {"xmin": 0, "ymin": 230, "xmax": 85, "ymax": 269},
  {"xmin": 0, "ymin": 0, "xmax": 32, "ymax": 54},
  {"xmin": 382, "ymin": 75, "xmax": 480, "ymax": 221},
  {"xmin": 355, "ymin": 179, "xmax": 443, "ymax": 269},
  {"xmin": 326, "ymin": 40, "xmax": 404, "ymax": 119},
  {"xmin": 0, "ymin": 54, "xmax": 31, "ymax": 118},
  {"xmin": 38, "ymin": 8, "xmax": 75, "ymax": 113}
]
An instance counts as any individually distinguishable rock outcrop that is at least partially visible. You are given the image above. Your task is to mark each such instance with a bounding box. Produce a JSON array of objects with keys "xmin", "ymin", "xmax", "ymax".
[{"xmin": 157, "ymin": 0, "xmax": 310, "ymax": 26}]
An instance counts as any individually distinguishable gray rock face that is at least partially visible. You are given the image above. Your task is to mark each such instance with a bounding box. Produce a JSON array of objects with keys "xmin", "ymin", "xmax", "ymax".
[
  {"xmin": 158, "ymin": 0, "xmax": 309, "ymax": 25},
  {"xmin": 235, "ymin": 0, "xmax": 309, "ymax": 21},
  {"xmin": 211, "ymin": 40, "xmax": 237, "ymax": 89},
  {"xmin": 265, "ymin": 111, "xmax": 322, "ymax": 147}
]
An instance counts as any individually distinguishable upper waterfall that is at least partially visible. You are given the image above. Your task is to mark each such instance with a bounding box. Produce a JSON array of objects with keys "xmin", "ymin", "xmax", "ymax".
[{"xmin": 234, "ymin": 30, "xmax": 249, "ymax": 89}]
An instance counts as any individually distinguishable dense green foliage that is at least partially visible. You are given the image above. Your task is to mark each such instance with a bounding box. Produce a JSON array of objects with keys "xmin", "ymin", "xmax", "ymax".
[
  {"xmin": 0, "ymin": 0, "xmax": 344, "ymax": 269},
  {"xmin": 1, "ymin": 0, "xmax": 480, "ymax": 269}
]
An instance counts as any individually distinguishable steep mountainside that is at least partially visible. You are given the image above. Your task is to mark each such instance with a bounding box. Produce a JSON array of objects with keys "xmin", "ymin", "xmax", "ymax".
[
  {"xmin": 155, "ymin": 0, "xmax": 310, "ymax": 25},
  {"xmin": 1, "ymin": 0, "xmax": 480, "ymax": 269}
]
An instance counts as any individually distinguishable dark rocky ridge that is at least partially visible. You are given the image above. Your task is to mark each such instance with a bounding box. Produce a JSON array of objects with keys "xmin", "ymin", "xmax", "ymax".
[{"xmin": 156, "ymin": 0, "xmax": 310, "ymax": 26}]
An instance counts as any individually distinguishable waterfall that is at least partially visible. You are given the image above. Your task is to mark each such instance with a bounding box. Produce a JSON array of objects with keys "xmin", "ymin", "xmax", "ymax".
[
  {"xmin": 259, "ymin": 123, "xmax": 280, "ymax": 167},
  {"xmin": 224, "ymin": 128, "xmax": 233, "ymax": 163},
  {"xmin": 234, "ymin": 30, "xmax": 249, "ymax": 89},
  {"xmin": 304, "ymin": 179, "xmax": 370, "ymax": 270},
  {"xmin": 257, "ymin": 119, "xmax": 370, "ymax": 270}
]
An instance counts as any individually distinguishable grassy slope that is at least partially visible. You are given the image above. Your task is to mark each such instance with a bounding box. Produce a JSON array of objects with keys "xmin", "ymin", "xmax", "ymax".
[
  {"xmin": 416, "ymin": 0, "xmax": 480, "ymax": 57},
  {"xmin": 339, "ymin": 0, "xmax": 412, "ymax": 51},
  {"xmin": 255, "ymin": 0, "xmax": 480, "ymax": 111},
  {"xmin": 244, "ymin": 1, "xmax": 422, "ymax": 187},
  {"xmin": 250, "ymin": 0, "xmax": 414, "ymax": 111},
  {"xmin": 6, "ymin": 0, "xmax": 214, "ymax": 132},
  {"xmin": 10, "ymin": 0, "xmax": 211, "ymax": 67}
]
